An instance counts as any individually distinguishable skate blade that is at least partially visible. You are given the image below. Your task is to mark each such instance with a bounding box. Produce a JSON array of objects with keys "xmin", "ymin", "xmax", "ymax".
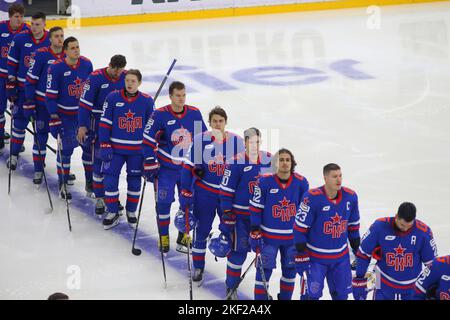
[
  {"xmin": 103, "ymin": 220, "xmax": 120, "ymax": 230},
  {"xmin": 176, "ymin": 245, "xmax": 189, "ymax": 254}
]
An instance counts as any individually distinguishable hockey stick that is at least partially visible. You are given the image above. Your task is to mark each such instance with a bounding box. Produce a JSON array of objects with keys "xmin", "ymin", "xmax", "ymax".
[
  {"xmin": 225, "ymin": 256, "xmax": 257, "ymax": 300},
  {"xmin": 31, "ymin": 118, "xmax": 53, "ymax": 212},
  {"xmin": 5, "ymin": 109, "xmax": 57, "ymax": 154},
  {"xmin": 131, "ymin": 177, "xmax": 146, "ymax": 256},
  {"xmin": 299, "ymin": 271, "xmax": 308, "ymax": 300},
  {"xmin": 130, "ymin": 58, "xmax": 177, "ymax": 256},
  {"xmin": 256, "ymin": 251, "xmax": 271, "ymax": 300},
  {"xmin": 185, "ymin": 207, "xmax": 193, "ymax": 300},
  {"xmin": 57, "ymin": 134, "xmax": 72, "ymax": 232},
  {"xmin": 7, "ymin": 105, "xmax": 13, "ymax": 195}
]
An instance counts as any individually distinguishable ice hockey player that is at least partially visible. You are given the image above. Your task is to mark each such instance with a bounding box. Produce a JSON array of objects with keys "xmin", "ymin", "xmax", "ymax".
[
  {"xmin": 46, "ymin": 36, "xmax": 93, "ymax": 199},
  {"xmin": 142, "ymin": 81, "xmax": 206, "ymax": 253},
  {"xmin": 78, "ymin": 54, "xmax": 127, "ymax": 213},
  {"xmin": 0, "ymin": 3, "xmax": 28, "ymax": 154},
  {"xmin": 99, "ymin": 69, "xmax": 154, "ymax": 230},
  {"xmin": 414, "ymin": 255, "xmax": 450, "ymax": 300},
  {"xmin": 6, "ymin": 12, "xmax": 49, "ymax": 169},
  {"xmin": 179, "ymin": 106, "xmax": 244, "ymax": 284},
  {"xmin": 24, "ymin": 26, "xmax": 64, "ymax": 185},
  {"xmin": 216, "ymin": 127, "xmax": 272, "ymax": 299},
  {"xmin": 250, "ymin": 148, "xmax": 309, "ymax": 300},
  {"xmin": 293, "ymin": 163, "xmax": 360, "ymax": 300},
  {"xmin": 353, "ymin": 202, "xmax": 438, "ymax": 300}
]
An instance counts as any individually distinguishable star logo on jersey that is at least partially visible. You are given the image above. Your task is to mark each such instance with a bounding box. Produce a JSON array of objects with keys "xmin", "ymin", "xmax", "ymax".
[
  {"xmin": 323, "ymin": 213, "xmax": 347, "ymax": 239},
  {"xmin": 386, "ymin": 244, "xmax": 413, "ymax": 272},
  {"xmin": 394, "ymin": 244, "xmax": 406, "ymax": 256},
  {"xmin": 330, "ymin": 213, "xmax": 342, "ymax": 224},
  {"xmin": 68, "ymin": 77, "xmax": 86, "ymax": 99},
  {"xmin": 279, "ymin": 197, "xmax": 290, "ymax": 208},
  {"xmin": 272, "ymin": 197, "xmax": 296, "ymax": 222},
  {"xmin": 118, "ymin": 109, "xmax": 142, "ymax": 133},
  {"xmin": 125, "ymin": 109, "xmax": 135, "ymax": 120}
]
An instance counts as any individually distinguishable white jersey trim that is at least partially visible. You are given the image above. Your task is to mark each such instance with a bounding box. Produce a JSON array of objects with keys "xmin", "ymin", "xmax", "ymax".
[
  {"xmin": 261, "ymin": 224, "xmax": 292, "ymax": 235},
  {"xmin": 110, "ymin": 137, "xmax": 142, "ymax": 145},
  {"xmin": 307, "ymin": 243, "xmax": 348, "ymax": 253}
]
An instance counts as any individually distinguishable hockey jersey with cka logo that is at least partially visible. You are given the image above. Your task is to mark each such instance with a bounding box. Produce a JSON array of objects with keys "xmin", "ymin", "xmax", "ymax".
[
  {"xmin": 356, "ymin": 217, "xmax": 438, "ymax": 292},
  {"xmin": 250, "ymin": 173, "xmax": 309, "ymax": 244},
  {"xmin": 415, "ymin": 255, "xmax": 450, "ymax": 300},
  {"xmin": 219, "ymin": 151, "xmax": 272, "ymax": 217},
  {"xmin": 294, "ymin": 186, "xmax": 360, "ymax": 263},
  {"xmin": 78, "ymin": 67, "xmax": 126, "ymax": 128},
  {"xmin": 0, "ymin": 21, "xmax": 28, "ymax": 79},
  {"xmin": 45, "ymin": 57, "xmax": 93, "ymax": 117},
  {"xmin": 25, "ymin": 46, "xmax": 64, "ymax": 103},
  {"xmin": 142, "ymin": 104, "xmax": 207, "ymax": 171},
  {"xmin": 7, "ymin": 30, "xmax": 49, "ymax": 88},
  {"xmin": 99, "ymin": 89, "xmax": 154, "ymax": 155},
  {"xmin": 180, "ymin": 131, "xmax": 245, "ymax": 196}
]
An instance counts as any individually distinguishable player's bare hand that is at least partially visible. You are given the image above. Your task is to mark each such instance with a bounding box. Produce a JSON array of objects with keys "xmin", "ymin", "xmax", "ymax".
[{"xmin": 77, "ymin": 126, "xmax": 88, "ymax": 144}]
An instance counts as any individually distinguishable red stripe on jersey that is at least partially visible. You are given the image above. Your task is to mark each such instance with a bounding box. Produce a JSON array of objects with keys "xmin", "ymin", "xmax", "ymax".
[
  {"xmin": 99, "ymin": 122, "xmax": 112, "ymax": 129},
  {"xmin": 79, "ymin": 102, "xmax": 92, "ymax": 111},
  {"xmin": 158, "ymin": 220, "xmax": 170, "ymax": 227},
  {"xmin": 143, "ymin": 139, "xmax": 156, "ymax": 149},
  {"xmin": 7, "ymin": 61, "xmax": 18, "ymax": 67},
  {"xmin": 46, "ymin": 93, "xmax": 57, "ymax": 99},
  {"xmin": 309, "ymin": 247, "xmax": 349, "ymax": 260},
  {"xmin": 35, "ymin": 95, "xmax": 45, "ymax": 102},
  {"xmin": 127, "ymin": 197, "xmax": 139, "ymax": 203},
  {"xmin": 294, "ymin": 224, "xmax": 309, "ymax": 233},
  {"xmin": 111, "ymin": 144, "xmax": 142, "ymax": 151},
  {"xmin": 356, "ymin": 250, "xmax": 370, "ymax": 260},
  {"xmin": 232, "ymin": 209, "xmax": 250, "ymax": 216},
  {"xmin": 219, "ymin": 189, "xmax": 233, "ymax": 198},
  {"xmin": 192, "ymin": 256, "xmax": 205, "ymax": 261},
  {"xmin": 280, "ymin": 283, "xmax": 295, "ymax": 291},
  {"xmin": 195, "ymin": 180, "xmax": 220, "ymax": 194},
  {"xmin": 182, "ymin": 163, "xmax": 193, "ymax": 170},
  {"xmin": 10, "ymin": 138, "xmax": 23, "ymax": 144},
  {"xmin": 254, "ymin": 288, "xmax": 267, "ymax": 295},
  {"xmin": 261, "ymin": 232, "xmax": 293, "ymax": 240},
  {"xmin": 26, "ymin": 76, "xmax": 37, "ymax": 84},
  {"xmin": 348, "ymin": 225, "xmax": 360, "ymax": 231},
  {"xmin": 58, "ymin": 109, "xmax": 77, "ymax": 116},
  {"xmin": 105, "ymin": 197, "xmax": 119, "ymax": 204},
  {"xmin": 380, "ymin": 276, "xmax": 415, "ymax": 290},
  {"xmin": 249, "ymin": 206, "xmax": 263, "ymax": 213},
  {"xmin": 157, "ymin": 152, "xmax": 181, "ymax": 166},
  {"xmin": 226, "ymin": 269, "xmax": 241, "ymax": 277}
]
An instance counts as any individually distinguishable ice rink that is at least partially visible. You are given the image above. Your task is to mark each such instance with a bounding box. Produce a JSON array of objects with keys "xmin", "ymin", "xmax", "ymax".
[{"xmin": 1, "ymin": 2, "xmax": 449, "ymax": 300}]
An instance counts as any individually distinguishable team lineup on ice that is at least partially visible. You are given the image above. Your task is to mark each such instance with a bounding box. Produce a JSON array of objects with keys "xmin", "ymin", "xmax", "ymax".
[{"xmin": 0, "ymin": 1, "xmax": 449, "ymax": 300}]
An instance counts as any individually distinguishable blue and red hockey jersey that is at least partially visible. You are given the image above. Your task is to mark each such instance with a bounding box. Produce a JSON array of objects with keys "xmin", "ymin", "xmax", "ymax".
[
  {"xmin": 219, "ymin": 151, "xmax": 272, "ymax": 217},
  {"xmin": 25, "ymin": 46, "xmax": 64, "ymax": 103},
  {"xmin": 7, "ymin": 30, "xmax": 49, "ymax": 88},
  {"xmin": 142, "ymin": 104, "xmax": 207, "ymax": 170},
  {"xmin": 415, "ymin": 255, "xmax": 450, "ymax": 300},
  {"xmin": 0, "ymin": 20, "xmax": 28, "ymax": 79},
  {"xmin": 180, "ymin": 131, "xmax": 245, "ymax": 196},
  {"xmin": 99, "ymin": 89, "xmax": 154, "ymax": 155},
  {"xmin": 45, "ymin": 57, "xmax": 93, "ymax": 117},
  {"xmin": 293, "ymin": 186, "xmax": 360, "ymax": 263},
  {"xmin": 250, "ymin": 173, "xmax": 309, "ymax": 244},
  {"xmin": 78, "ymin": 67, "xmax": 126, "ymax": 128},
  {"xmin": 355, "ymin": 217, "xmax": 438, "ymax": 292}
]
